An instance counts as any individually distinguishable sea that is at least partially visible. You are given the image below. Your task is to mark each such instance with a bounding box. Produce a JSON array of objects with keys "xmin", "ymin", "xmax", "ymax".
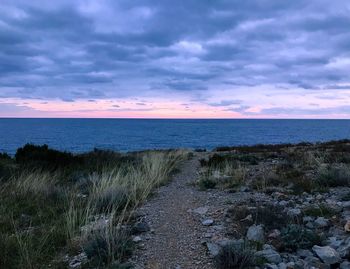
[{"xmin": 1, "ymin": 118, "xmax": 350, "ymax": 155}]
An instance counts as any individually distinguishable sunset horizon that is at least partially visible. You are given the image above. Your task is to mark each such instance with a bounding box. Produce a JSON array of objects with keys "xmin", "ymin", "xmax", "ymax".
[{"xmin": 1, "ymin": 1, "xmax": 350, "ymax": 118}]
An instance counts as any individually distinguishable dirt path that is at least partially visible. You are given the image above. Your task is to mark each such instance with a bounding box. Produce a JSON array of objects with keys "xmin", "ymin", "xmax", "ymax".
[{"xmin": 130, "ymin": 154, "xmax": 216, "ymax": 269}]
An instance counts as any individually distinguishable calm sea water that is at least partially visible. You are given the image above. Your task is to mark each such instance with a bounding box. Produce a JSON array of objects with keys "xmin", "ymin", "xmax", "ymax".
[{"xmin": 1, "ymin": 119, "xmax": 350, "ymax": 155}]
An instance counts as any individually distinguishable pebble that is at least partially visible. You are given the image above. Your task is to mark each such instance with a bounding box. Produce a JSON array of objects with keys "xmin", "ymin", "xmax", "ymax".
[{"xmin": 202, "ymin": 219, "xmax": 214, "ymax": 226}]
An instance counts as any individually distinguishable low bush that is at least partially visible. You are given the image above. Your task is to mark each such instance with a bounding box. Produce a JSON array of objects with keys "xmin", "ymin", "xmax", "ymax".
[
  {"xmin": 214, "ymin": 242, "xmax": 256, "ymax": 269},
  {"xmin": 198, "ymin": 177, "xmax": 217, "ymax": 190},
  {"xmin": 280, "ymin": 224, "xmax": 322, "ymax": 251},
  {"xmin": 316, "ymin": 165, "xmax": 350, "ymax": 187},
  {"xmin": 303, "ymin": 204, "xmax": 338, "ymax": 218}
]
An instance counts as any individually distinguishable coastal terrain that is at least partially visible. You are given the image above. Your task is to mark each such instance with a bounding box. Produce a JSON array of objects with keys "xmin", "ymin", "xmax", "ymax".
[{"xmin": 1, "ymin": 141, "xmax": 350, "ymax": 269}]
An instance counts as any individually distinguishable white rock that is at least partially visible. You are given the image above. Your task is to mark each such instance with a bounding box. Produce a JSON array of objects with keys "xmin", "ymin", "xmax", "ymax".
[
  {"xmin": 247, "ymin": 224, "xmax": 265, "ymax": 243},
  {"xmin": 202, "ymin": 219, "xmax": 214, "ymax": 226},
  {"xmin": 206, "ymin": 242, "xmax": 220, "ymax": 257},
  {"xmin": 256, "ymin": 246, "xmax": 282, "ymax": 263},
  {"xmin": 340, "ymin": 261, "xmax": 350, "ymax": 269},
  {"xmin": 193, "ymin": 206, "xmax": 209, "ymax": 215},
  {"xmin": 314, "ymin": 217, "xmax": 329, "ymax": 228},
  {"xmin": 312, "ymin": 245, "xmax": 341, "ymax": 264},
  {"xmin": 132, "ymin": 236, "xmax": 142, "ymax": 243},
  {"xmin": 287, "ymin": 208, "xmax": 302, "ymax": 217}
]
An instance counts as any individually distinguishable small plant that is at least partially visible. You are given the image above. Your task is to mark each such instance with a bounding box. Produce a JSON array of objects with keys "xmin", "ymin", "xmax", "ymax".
[
  {"xmin": 214, "ymin": 242, "xmax": 256, "ymax": 269},
  {"xmin": 280, "ymin": 224, "xmax": 322, "ymax": 251},
  {"xmin": 198, "ymin": 177, "xmax": 217, "ymax": 190},
  {"xmin": 316, "ymin": 165, "xmax": 350, "ymax": 187},
  {"xmin": 303, "ymin": 204, "xmax": 338, "ymax": 218}
]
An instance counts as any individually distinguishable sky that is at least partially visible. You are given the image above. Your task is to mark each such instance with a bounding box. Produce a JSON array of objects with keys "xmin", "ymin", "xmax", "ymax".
[{"xmin": 1, "ymin": 0, "xmax": 350, "ymax": 118}]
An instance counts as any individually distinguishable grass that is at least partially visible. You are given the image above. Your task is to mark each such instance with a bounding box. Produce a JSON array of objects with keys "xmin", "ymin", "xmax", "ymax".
[
  {"xmin": 0, "ymin": 145, "xmax": 186, "ymax": 269},
  {"xmin": 214, "ymin": 242, "xmax": 256, "ymax": 269},
  {"xmin": 316, "ymin": 164, "xmax": 350, "ymax": 187},
  {"xmin": 280, "ymin": 224, "xmax": 322, "ymax": 252},
  {"xmin": 303, "ymin": 204, "xmax": 338, "ymax": 218}
]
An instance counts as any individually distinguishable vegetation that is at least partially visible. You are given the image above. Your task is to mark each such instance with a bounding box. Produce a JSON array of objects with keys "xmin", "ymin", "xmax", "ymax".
[
  {"xmin": 0, "ymin": 144, "xmax": 186, "ymax": 269},
  {"xmin": 199, "ymin": 140, "xmax": 350, "ymax": 193},
  {"xmin": 280, "ymin": 225, "xmax": 322, "ymax": 252},
  {"xmin": 214, "ymin": 242, "xmax": 256, "ymax": 269}
]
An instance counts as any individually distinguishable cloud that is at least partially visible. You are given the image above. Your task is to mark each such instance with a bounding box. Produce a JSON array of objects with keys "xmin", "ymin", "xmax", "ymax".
[
  {"xmin": 0, "ymin": 0, "xmax": 350, "ymax": 117},
  {"xmin": 208, "ymin": 100, "xmax": 242, "ymax": 107}
]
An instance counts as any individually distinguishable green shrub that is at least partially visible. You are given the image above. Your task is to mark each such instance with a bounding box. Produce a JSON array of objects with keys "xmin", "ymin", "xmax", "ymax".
[
  {"xmin": 214, "ymin": 242, "xmax": 256, "ymax": 269},
  {"xmin": 198, "ymin": 177, "xmax": 217, "ymax": 190},
  {"xmin": 83, "ymin": 229, "xmax": 133, "ymax": 266},
  {"xmin": 281, "ymin": 224, "xmax": 322, "ymax": 251},
  {"xmin": 15, "ymin": 144, "xmax": 78, "ymax": 170},
  {"xmin": 316, "ymin": 165, "xmax": 350, "ymax": 187},
  {"xmin": 303, "ymin": 204, "xmax": 338, "ymax": 218}
]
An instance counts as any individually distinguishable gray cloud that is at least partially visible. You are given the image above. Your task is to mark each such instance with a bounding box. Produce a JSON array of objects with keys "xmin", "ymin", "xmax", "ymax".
[{"xmin": 0, "ymin": 0, "xmax": 350, "ymax": 106}]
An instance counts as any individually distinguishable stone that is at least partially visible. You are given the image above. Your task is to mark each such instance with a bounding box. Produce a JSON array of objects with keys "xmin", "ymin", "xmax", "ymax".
[
  {"xmin": 338, "ymin": 237, "xmax": 350, "ymax": 258},
  {"xmin": 340, "ymin": 261, "xmax": 350, "ymax": 269},
  {"xmin": 268, "ymin": 229, "xmax": 281, "ymax": 239},
  {"xmin": 132, "ymin": 236, "xmax": 142, "ymax": 243},
  {"xmin": 314, "ymin": 217, "xmax": 329, "ymax": 228},
  {"xmin": 305, "ymin": 222, "xmax": 314, "ymax": 229},
  {"xmin": 287, "ymin": 208, "xmax": 302, "ymax": 217},
  {"xmin": 296, "ymin": 249, "xmax": 313, "ymax": 258},
  {"xmin": 264, "ymin": 264, "xmax": 278, "ymax": 269},
  {"xmin": 202, "ymin": 219, "xmax": 214, "ymax": 226},
  {"xmin": 247, "ymin": 224, "xmax": 265, "ymax": 243},
  {"xmin": 206, "ymin": 242, "xmax": 220, "ymax": 257},
  {"xmin": 342, "ymin": 201, "xmax": 350, "ymax": 208},
  {"xmin": 68, "ymin": 252, "xmax": 88, "ymax": 269},
  {"xmin": 312, "ymin": 245, "xmax": 341, "ymax": 264},
  {"xmin": 239, "ymin": 186, "xmax": 250, "ymax": 192},
  {"xmin": 344, "ymin": 220, "xmax": 350, "ymax": 232},
  {"xmin": 255, "ymin": 244, "xmax": 282, "ymax": 264},
  {"xmin": 193, "ymin": 206, "xmax": 209, "ymax": 215},
  {"xmin": 132, "ymin": 221, "xmax": 150, "ymax": 234},
  {"xmin": 327, "ymin": 236, "xmax": 343, "ymax": 249},
  {"xmin": 303, "ymin": 216, "xmax": 314, "ymax": 222}
]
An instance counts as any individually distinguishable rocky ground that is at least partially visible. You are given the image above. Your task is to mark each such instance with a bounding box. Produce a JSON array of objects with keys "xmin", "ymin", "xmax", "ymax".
[{"xmin": 129, "ymin": 143, "xmax": 350, "ymax": 269}]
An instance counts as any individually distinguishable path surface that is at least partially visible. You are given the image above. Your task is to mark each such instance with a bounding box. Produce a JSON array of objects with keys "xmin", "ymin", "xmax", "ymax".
[{"xmin": 131, "ymin": 155, "xmax": 216, "ymax": 269}]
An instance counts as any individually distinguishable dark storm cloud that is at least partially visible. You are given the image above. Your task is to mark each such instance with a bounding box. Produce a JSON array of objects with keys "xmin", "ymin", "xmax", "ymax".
[{"xmin": 0, "ymin": 0, "xmax": 350, "ymax": 104}]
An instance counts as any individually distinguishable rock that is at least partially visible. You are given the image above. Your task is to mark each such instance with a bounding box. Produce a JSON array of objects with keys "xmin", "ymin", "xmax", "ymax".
[
  {"xmin": 247, "ymin": 224, "xmax": 265, "ymax": 243},
  {"xmin": 327, "ymin": 236, "xmax": 343, "ymax": 249},
  {"xmin": 132, "ymin": 221, "xmax": 150, "ymax": 234},
  {"xmin": 202, "ymin": 219, "xmax": 214, "ymax": 226},
  {"xmin": 268, "ymin": 229, "xmax": 281, "ymax": 239},
  {"xmin": 206, "ymin": 242, "xmax": 220, "ymax": 257},
  {"xmin": 204, "ymin": 233, "xmax": 213, "ymax": 238},
  {"xmin": 193, "ymin": 206, "xmax": 209, "ymax": 215},
  {"xmin": 305, "ymin": 221, "xmax": 314, "ymax": 229},
  {"xmin": 68, "ymin": 252, "xmax": 88, "ymax": 269},
  {"xmin": 296, "ymin": 249, "xmax": 313, "ymax": 258},
  {"xmin": 344, "ymin": 220, "xmax": 350, "ymax": 232},
  {"xmin": 287, "ymin": 208, "xmax": 302, "ymax": 217},
  {"xmin": 303, "ymin": 216, "xmax": 314, "ymax": 223},
  {"xmin": 312, "ymin": 245, "xmax": 341, "ymax": 264},
  {"xmin": 264, "ymin": 264, "xmax": 278, "ymax": 269},
  {"xmin": 337, "ymin": 237, "xmax": 350, "ymax": 258},
  {"xmin": 342, "ymin": 201, "xmax": 350, "ymax": 208},
  {"xmin": 217, "ymin": 238, "xmax": 244, "ymax": 248},
  {"xmin": 303, "ymin": 256, "xmax": 325, "ymax": 269},
  {"xmin": 314, "ymin": 217, "xmax": 329, "ymax": 228},
  {"xmin": 132, "ymin": 236, "xmax": 142, "ymax": 243},
  {"xmin": 255, "ymin": 245, "xmax": 282, "ymax": 264},
  {"xmin": 340, "ymin": 261, "xmax": 350, "ymax": 269},
  {"xmin": 239, "ymin": 186, "xmax": 250, "ymax": 192}
]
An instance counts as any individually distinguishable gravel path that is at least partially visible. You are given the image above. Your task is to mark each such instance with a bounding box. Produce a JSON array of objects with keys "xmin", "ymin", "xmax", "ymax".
[{"xmin": 130, "ymin": 155, "xmax": 216, "ymax": 269}]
